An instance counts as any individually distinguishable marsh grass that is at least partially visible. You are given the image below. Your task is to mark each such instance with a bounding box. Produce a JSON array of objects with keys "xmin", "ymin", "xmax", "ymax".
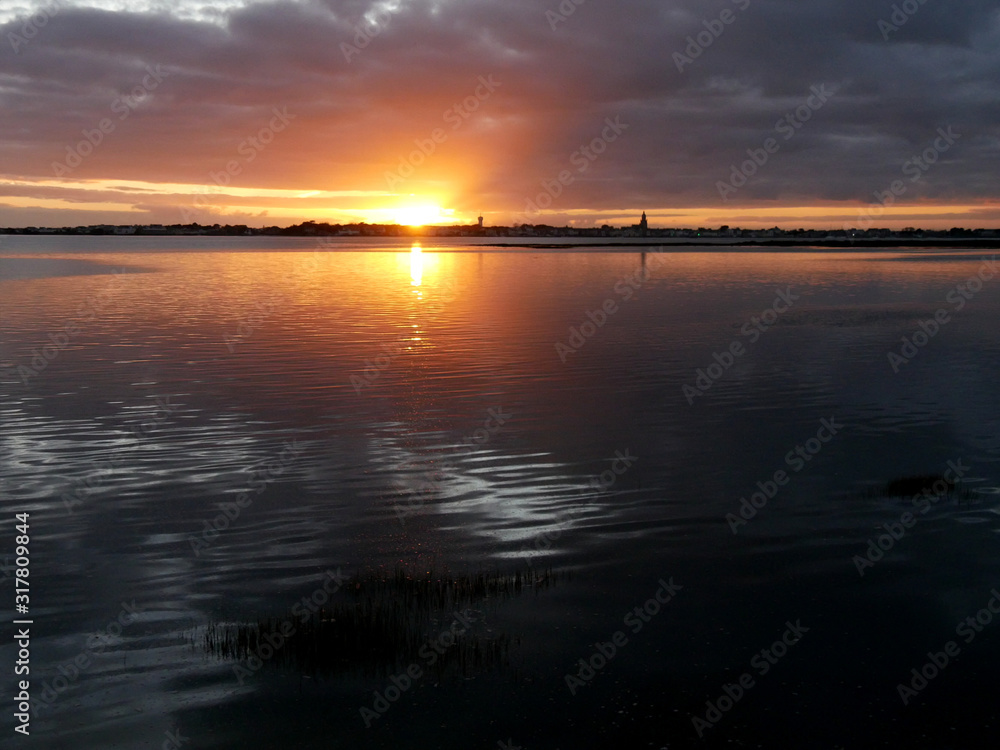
[
  {"xmin": 201, "ymin": 566, "xmax": 559, "ymax": 679},
  {"xmin": 861, "ymin": 474, "xmax": 978, "ymax": 505}
]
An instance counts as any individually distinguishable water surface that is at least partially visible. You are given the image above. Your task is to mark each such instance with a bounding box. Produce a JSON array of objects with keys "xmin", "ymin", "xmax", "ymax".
[{"xmin": 2, "ymin": 237, "xmax": 999, "ymax": 748}]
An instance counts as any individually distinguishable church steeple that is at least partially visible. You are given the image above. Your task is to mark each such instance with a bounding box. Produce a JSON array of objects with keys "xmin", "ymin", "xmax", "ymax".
[{"xmin": 640, "ymin": 211, "xmax": 648, "ymax": 234}]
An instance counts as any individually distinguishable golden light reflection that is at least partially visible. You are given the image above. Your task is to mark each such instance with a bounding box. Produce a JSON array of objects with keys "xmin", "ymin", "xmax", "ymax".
[
  {"xmin": 405, "ymin": 244, "xmax": 443, "ymax": 301},
  {"xmin": 410, "ymin": 245, "xmax": 423, "ymax": 287}
]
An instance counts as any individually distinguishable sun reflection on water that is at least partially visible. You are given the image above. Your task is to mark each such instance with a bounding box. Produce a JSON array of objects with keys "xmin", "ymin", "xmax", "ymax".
[{"xmin": 410, "ymin": 244, "xmax": 423, "ymax": 289}]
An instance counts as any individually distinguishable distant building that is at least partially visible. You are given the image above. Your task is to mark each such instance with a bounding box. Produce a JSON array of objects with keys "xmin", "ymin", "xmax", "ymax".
[
  {"xmin": 621, "ymin": 212, "xmax": 649, "ymax": 237},
  {"xmin": 478, "ymin": 214, "xmax": 484, "ymax": 229}
]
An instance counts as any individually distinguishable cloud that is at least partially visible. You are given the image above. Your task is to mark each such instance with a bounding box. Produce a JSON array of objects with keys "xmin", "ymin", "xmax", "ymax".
[{"xmin": 1, "ymin": 0, "xmax": 999, "ymax": 226}]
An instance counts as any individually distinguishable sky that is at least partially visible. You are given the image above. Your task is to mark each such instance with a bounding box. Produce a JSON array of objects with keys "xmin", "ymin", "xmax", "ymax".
[{"xmin": 1, "ymin": 0, "xmax": 999, "ymax": 229}]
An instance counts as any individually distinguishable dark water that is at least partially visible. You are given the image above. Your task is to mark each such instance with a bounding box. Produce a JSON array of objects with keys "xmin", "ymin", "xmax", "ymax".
[{"xmin": 2, "ymin": 237, "xmax": 1000, "ymax": 749}]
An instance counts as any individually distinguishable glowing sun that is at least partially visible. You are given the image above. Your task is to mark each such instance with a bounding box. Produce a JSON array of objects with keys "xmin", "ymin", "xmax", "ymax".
[{"xmin": 395, "ymin": 204, "xmax": 448, "ymax": 226}]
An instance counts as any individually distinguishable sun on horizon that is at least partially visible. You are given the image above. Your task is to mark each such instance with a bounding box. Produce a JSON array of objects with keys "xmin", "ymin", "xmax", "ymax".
[{"xmin": 394, "ymin": 203, "xmax": 451, "ymax": 227}]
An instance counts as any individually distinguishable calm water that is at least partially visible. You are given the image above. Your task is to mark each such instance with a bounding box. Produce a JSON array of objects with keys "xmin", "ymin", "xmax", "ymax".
[{"xmin": 2, "ymin": 237, "xmax": 1000, "ymax": 749}]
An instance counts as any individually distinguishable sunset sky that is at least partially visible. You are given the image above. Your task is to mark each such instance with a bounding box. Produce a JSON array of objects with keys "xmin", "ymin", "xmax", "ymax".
[{"xmin": 2, "ymin": 0, "xmax": 999, "ymax": 229}]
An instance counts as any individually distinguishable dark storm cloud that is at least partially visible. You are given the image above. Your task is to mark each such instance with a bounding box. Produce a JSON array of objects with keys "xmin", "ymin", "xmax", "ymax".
[{"xmin": 1, "ymin": 0, "xmax": 998, "ymax": 222}]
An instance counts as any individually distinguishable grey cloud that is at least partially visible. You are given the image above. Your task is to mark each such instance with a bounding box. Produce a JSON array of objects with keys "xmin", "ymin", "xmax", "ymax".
[{"xmin": 0, "ymin": 0, "xmax": 998, "ymax": 222}]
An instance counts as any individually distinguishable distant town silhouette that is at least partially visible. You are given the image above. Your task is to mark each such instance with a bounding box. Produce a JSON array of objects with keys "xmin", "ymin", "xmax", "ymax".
[{"xmin": 3, "ymin": 215, "xmax": 999, "ymax": 246}]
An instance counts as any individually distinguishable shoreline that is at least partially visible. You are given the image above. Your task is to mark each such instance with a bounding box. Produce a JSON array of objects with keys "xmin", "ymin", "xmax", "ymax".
[{"xmin": 483, "ymin": 239, "xmax": 1000, "ymax": 250}]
